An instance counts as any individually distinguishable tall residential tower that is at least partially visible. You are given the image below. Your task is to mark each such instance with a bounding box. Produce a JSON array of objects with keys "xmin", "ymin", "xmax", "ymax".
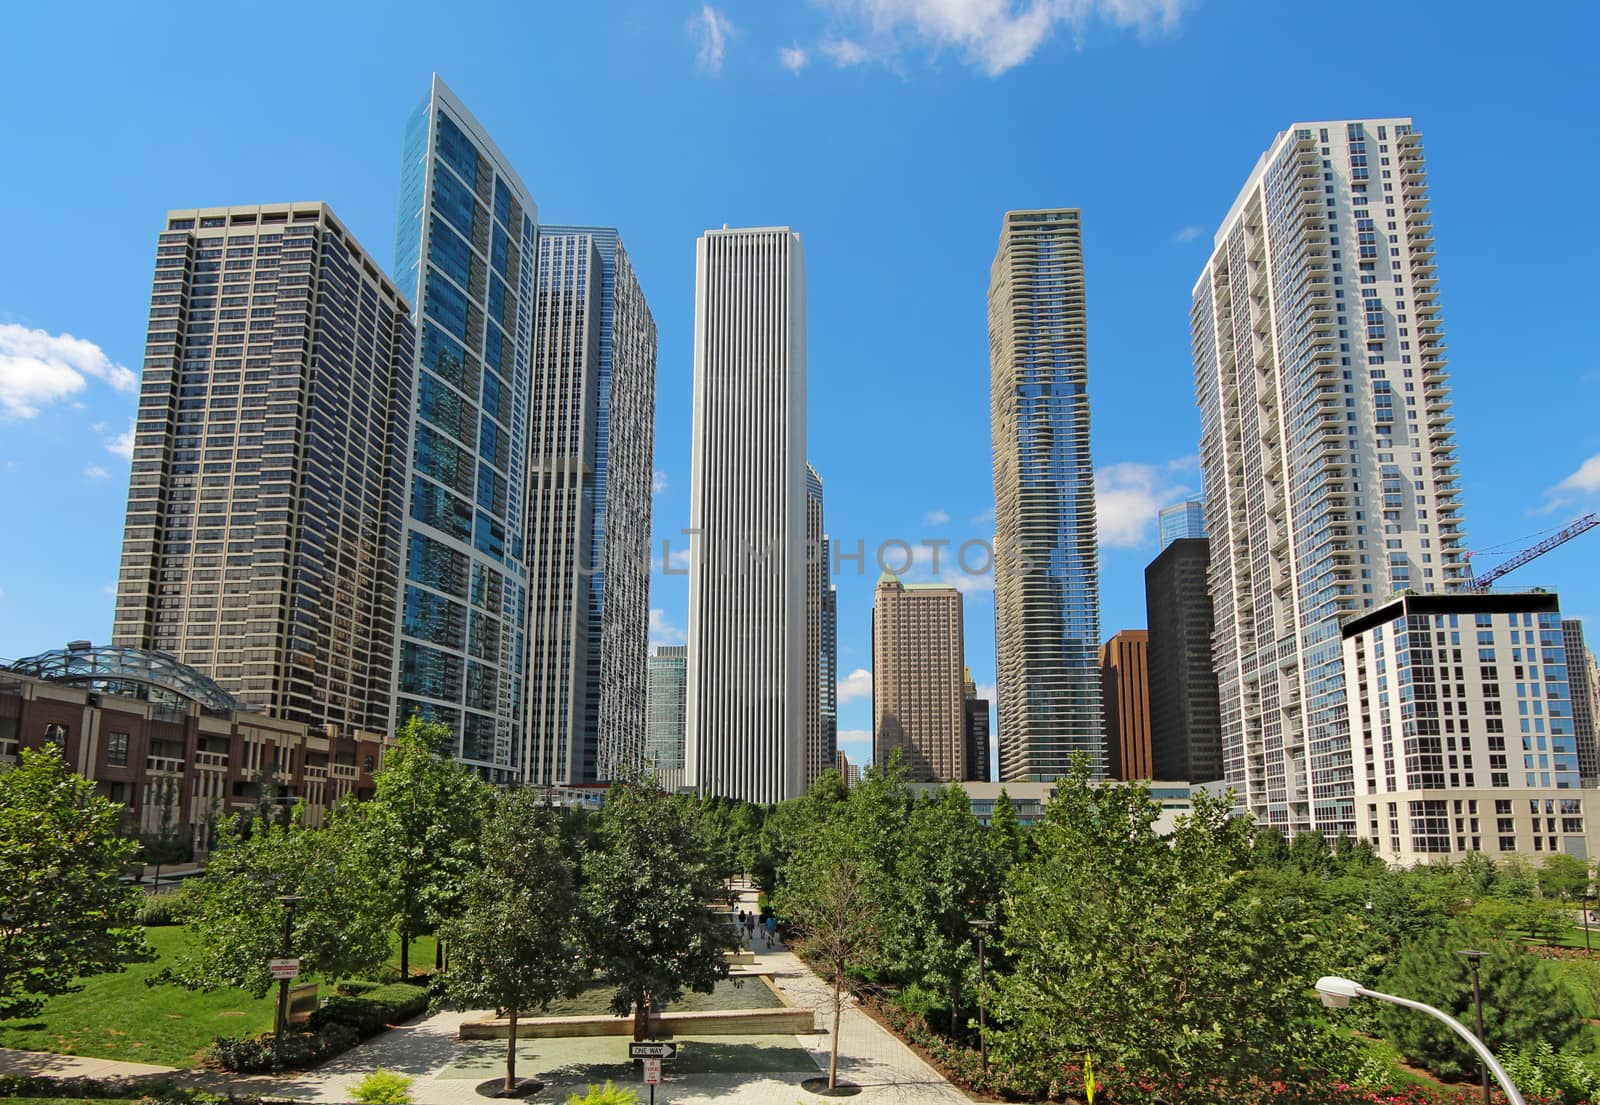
[
  {"xmin": 525, "ymin": 227, "xmax": 656, "ymax": 785},
  {"xmin": 391, "ymin": 77, "xmax": 539, "ymax": 781},
  {"xmin": 805, "ymin": 463, "xmax": 838, "ymax": 792},
  {"xmin": 989, "ymin": 209, "xmax": 1103, "ymax": 781},
  {"xmin": 113, "ymin": 203, "xmax": 414, "ymax": 736},
  {"xmin": 685, "ymin": 227, "xmax": 807, "ymax": 804},
  {"xmin": 1191, "ymin": 119, "xmax": 1466, "ymax": 834}
]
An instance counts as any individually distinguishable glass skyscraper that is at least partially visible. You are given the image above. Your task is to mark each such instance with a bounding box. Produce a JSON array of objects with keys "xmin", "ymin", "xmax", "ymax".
[
  {"xmin": 390, "ymin": 77, "xmax": 537, "ymax": 781},
  {"xmin": 526, "ymin": 227, "xmax": 656, "ymax": 784},
  {"xmin": 988, "ymin": 209, "xmax": 1103, "ymax": 781},
  {"xmin": 1157, "ymin": 498, "xmax": 1207, "ymax": 549}
]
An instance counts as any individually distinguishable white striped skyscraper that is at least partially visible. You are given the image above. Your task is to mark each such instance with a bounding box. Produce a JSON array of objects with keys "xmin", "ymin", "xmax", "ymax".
[
  {"xmin": 685, "ymin": 227, "xmax": 807, "ymax": 804},
  {"xmin": 1191, "ymin": 119, "xmax": 1466, "ymax": 835}
]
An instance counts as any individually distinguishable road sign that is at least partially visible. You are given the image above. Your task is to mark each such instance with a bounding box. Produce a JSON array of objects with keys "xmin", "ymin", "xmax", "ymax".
[
  {"xmin": 268, "ymin": 957, "xmax": 301, "ymax": 980},
  {"xmin": 643, "ymin": 1059, "xmax": 661, "ymax": 1084},
  {"xmin": 628, "ymin": 1041, "xmax": 677, "ymax": 1060}
]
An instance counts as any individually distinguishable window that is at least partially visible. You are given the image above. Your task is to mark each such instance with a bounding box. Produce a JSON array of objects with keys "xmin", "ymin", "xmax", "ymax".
[{"xmin": 107, "ymin": 730, "xmax": 130, "ymax": 767}]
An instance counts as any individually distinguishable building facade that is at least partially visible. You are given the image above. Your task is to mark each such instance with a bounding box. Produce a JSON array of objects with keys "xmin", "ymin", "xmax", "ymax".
[
  {"xmin": 1100, "ymin": 630, "xmax": 1153, "ymax": 780},
  {"xmin": 1158, "ymin": 499, "xmax": 1208, "ymax": 550},
  {"xmin": 112, "ymin": 203, "xmax": 413, "ymax": 739},
  {"xmin": 391, "ymin": 76, "xmax": 539, "ymax": 781},
  {"xmin": 1562, "ymin": 619, "xmax": 1598, "ymax": 786},
  {"xmin": 685, "ymin": 227, "xmax": 808, "ymax": 804},
  {"xmin": 872, "ymin": 576, "xmax": 966, "ymax": 782},
  {"xmin": 525, "ymin": 227, "xmax": 656, "ymax": 785},
  {"xmin": 989, "ymin": 209, "xmax": 1103, "ymax": 782},
  {"xmin": 963, "ymin": 667, "xmax": 991, "ymax": 782},
  {"xmin": 1, "ymin": 644, "xmax": 390, "ymax": 847},
  {"xmin": 805, "ymin": 463, "xmax": 838, "ymax": 792},
  {"xmin": 646, "ymin": 645, "xmax": 688, "ymax": 792},
  {"xmin": 1144, "ymin": 538, "xmax": 1223, "ymax": 784},
  {"xmin": 1192, "ymin": 120, "xmax": 1467, "ymax": 835},
  {"xmin": 1342, "ymin": 593, "xmax": 1597, "ymax": 865}
]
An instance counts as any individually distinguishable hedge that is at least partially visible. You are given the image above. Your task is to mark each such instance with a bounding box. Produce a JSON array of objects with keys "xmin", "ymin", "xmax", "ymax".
[
  {"xmin": 307, "ymin": 982, "xmax": 431, "ymax": 1037},
  {"xmin": 208, "ymin": 1022, "xmax": 360, "ymax": 1073},
  {"xmin": 0, "ymin": 1073, "xmax": 264, "ymax": 1101}
]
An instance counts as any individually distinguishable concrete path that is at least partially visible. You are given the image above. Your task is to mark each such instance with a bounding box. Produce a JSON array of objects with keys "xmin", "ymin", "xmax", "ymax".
[{"xmin": 0, "ymin": 880, "xmax": 973, "ymax": 1104}]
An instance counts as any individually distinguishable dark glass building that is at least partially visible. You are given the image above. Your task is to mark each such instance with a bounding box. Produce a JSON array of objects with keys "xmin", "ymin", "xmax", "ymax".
[{"xmin": 1144, "ymin": 538, "xmax": 1222, "ymax": 784}]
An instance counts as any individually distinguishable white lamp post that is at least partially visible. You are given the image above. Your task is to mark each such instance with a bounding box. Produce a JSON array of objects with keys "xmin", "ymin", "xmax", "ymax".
[{"xmin": 1314, "ymin": 976, "xmax": 1524, "ymax": 1105}]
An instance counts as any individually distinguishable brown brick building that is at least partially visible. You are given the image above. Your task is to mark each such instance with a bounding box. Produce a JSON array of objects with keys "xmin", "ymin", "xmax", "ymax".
[
  {"xmin": 0, "ymin": 643, "xmax": 389, "ymax": 850},
  {"xmin": 1100, "ymin": 630, "xmax": 1152, "ymax": 781}
]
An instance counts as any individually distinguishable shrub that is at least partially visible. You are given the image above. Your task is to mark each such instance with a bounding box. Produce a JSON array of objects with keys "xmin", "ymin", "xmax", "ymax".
[
  {"xmin": 563, "ymin": 1081, "xmax": 637, "ymax": 1105},
  {"xmin": 208, "ymin": 1023, "xmax": 360, "ymax": 1072},
  {"xmin": 308, "ymin": 982, "xmax": 430, "ymax": 1036},
  {"xmin": 1498, "ymin": 1041, "xmax": 1599, "ymax": 1105},
  {"xmin": 349, "ymin": 1068, "xmax": 415, "ymax": 1104},
  {"xmin": 136, "ymin": 893, "xmax": 184, "ymax": 927},
  {"xmin": 334, "ymin": 979, "xmax": 381, "ymax": 996}
]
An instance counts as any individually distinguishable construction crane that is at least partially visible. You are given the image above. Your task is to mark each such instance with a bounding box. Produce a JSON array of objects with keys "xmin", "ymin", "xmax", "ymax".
[{"xmin": 1464, "ymin": 513, "xmax": 1599, "ymax": 590}]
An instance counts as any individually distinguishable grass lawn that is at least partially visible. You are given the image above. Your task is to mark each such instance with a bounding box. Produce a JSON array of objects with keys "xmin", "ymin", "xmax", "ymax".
[
  {"xmin": 0, "ymin": 925, "xmax": 437, "ymax": 1070},
  {"xmin": 0, "ymin": 927, "xmax": 278, "ymax": 1068}
]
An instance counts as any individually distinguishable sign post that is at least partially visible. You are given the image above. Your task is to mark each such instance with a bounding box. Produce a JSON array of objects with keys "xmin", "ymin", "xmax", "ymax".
[
  {"xmin": 268, "ymin": 958, "xmax": 301, "ymax": 980},
  {"xmin": 628, "ymin": 1041, "xmax": 675, "ymax": 1105}
]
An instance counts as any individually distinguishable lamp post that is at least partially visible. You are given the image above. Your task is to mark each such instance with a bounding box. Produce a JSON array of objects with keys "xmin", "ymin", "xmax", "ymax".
[
  {"xmin": 971, "ymin": 919, "xmax": 994, "ymax": 1073},
  {"xmin": 274, "ymin": 894, "xmax": 304, "ymax": 1070},
  {"xmin": 1458, "ymin": 951, "xmax": 1490, "ymax": 1105},
  {"xmin": 1315, "ymin": 976, "xmax": 1522, "ymax": 1105}
]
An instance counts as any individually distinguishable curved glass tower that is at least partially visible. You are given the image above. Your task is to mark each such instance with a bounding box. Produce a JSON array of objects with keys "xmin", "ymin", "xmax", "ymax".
[
  {"xmin": 988, "ymin": 208, "xmax": 1104, "ymax": 782},
  {"xmin": 390, "ymin": 77, "xmax": 536, "ymax": 781}
]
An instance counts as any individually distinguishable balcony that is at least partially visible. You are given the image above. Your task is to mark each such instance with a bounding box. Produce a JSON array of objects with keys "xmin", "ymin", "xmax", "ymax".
[
  {"xmin": 146, "ymin": 755, "xmax": 186, "ymax": 775},
  {"xmin": 194, "ymin": 750, "xmax": 228, "ymax": 770},
  {"xmin": 330, "ymin": 763, "xmax": 359, "ymax": 781}
]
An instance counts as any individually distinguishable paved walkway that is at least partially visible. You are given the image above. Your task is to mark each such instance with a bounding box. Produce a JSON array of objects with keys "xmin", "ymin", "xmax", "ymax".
[{"xmin": 0, "ymin": 882, "xmax": 972, "ymax": 1104}]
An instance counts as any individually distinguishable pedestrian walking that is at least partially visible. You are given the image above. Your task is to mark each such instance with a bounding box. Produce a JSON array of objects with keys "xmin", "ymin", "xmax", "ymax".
[
  {"xmin": 765, "ymin": 913, "xmax": 778, "ymax": 948},
  {"xmin": 745, "ymin": 913, "xmax": 757, "ymax": 945}
]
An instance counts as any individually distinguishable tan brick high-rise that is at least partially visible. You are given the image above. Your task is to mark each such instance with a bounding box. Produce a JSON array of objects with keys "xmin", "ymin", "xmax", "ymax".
[
  {"xmin": 872, "ymin": 576, "xmax": 965, "ymax": 782},
  {"xmin": 1100, "ymin": 630, "xmax": 1152, "ymax": 781}
]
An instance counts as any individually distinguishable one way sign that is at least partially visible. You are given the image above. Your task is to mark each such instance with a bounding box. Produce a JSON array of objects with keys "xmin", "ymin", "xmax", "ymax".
[{"xmin": 628, "ymin": 1041, "xmax": 678, "ymax": 1060}]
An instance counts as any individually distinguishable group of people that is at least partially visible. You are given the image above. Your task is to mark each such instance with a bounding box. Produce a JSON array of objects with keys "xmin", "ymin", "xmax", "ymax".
[{"xmin": 737, "ymin": 909, "xmax": 779, "ymax": 949}]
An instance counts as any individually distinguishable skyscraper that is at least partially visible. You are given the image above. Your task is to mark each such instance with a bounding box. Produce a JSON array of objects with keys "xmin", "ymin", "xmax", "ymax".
[
  {"xmin": 1144, "ymin": 538, "xmax": 1222, "ymax": 784},
  {"xmin": 1099, "ymin": 631, "xmax": 1152, "ymax": 781},
  {"xmin": 989, "ymin": 208, "xmax": 1103, "ymax": 782},
  {"xmin": 646, "ymin": 645, "xmax": 688, "ymax": 792},
  {"xmin": 1192, "ymin": 119, "xmax": 1467, "ymax": 835},
  {"xmin": 805, "ymin": 463, "xmax": 838, "ymax": 792},
  {"xmin": 1563, "ymin": 619, "xmax": 1598, "ymax": 787},
  {"xmin": 872, "ymin": 576, "xmax": 965, "ymax": 782},
  {"xmin": 113, "ymin": 203, "xmax": 414, "ymax": 736},
  {"xmin": 391, "ymin": 76, "xmax": 539, "ymax": 782},
  {"xmin": 1158, "ymin": 499, "xmax": 1207, "ymax": 549},
  {"xmin": 685, "ymin": 227, "xmax": 807, "ymax": 804},
  {"xmin": 526, "ymin": 227, "xmax": 656, "ymax": 785},
  {"xmin": 962, "ymin": 668, "xmax": 992, "ymax": 783}
]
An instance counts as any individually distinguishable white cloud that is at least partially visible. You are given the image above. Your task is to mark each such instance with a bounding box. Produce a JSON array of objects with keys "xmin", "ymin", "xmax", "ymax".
[
  {"xmin": 1543, "ymin": 452, "xmax": 1600, "ymax": 512},
  {"xmin": 971, "ymin": 504, "xmax": 996, "ymax": 526},
  {"xmin": 90, "ymin": 421, "xmax": 107, "ymax": 433},
  {"xmin": 0, "ymin": 323, "xmax": 136, "ymax": 419},
  {"xmin": 1173, "ymin": 225, "xmax": 1203, "ymax": 243},
  {"xmin": 825, "ymin": 0, "xmax": 1189, "ymax": 76},
  {"xmin": 838, "ymin": 667, "xmax": 873, "ymax": 705},
  {"xmin": 105, "ymin": 422, "xmax": 135, "ymax": 460},
  {"xmin": 836, "ymin": 728, "xmax": 872, "ymax": 763},
  {"xmin": 924, "ymin": 508, "xmax": 950, "ymax": 526},
  {"xmin": 101, "ymin": 583, "xmax": 117, "ymax": 596},
  {"xmin": 649, "ymin": 608, "xmax": 687, "ymax": 645},
  {"xmin": 653, "ymin": 470, "xmax": 669, "ymax": 495},
  {"xmin": 1095, "ymin": 459, "xmax": 1195, "ymax": 548},
  {"xmin": 689, "ymin": 4, "xmax": 734, "ymax": 75},
  {"xmin": 975, "ymin": 682, "xmax": 996, "ymax": 702},
  {"xmin": 779, "ymin": 44, "xmax": 810, "ymax": 72},
  {"xmin": 83, "ymin": 465, "xmax": 110, "ymax": 480},
  {"xmin": 820, "ymin": 36, "xmax": 871, "ymax": 66}
]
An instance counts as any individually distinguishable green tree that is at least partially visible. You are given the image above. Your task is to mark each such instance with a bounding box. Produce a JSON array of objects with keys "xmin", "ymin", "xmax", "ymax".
[
  {"xmin": 0, "ymin": 743, "xmax": 148, "ymax": 1019},
  {"xmin": 988, "ymin": 787, "xmax": 1025, "ymax": 871},
  {"xmin": 776, "ymin": 838, "xmax": 884, "ymax": 1090},
  {"xmin": 889, "ymin": 785, "xmax": 1000, "ymax": 1033},
  {"xmin": 582, "ymin": 773, "xmax": 737, "ymax": 1039},
  {"xmin": 138, "ymin": 775, "xmax": 193, "ymax": 893},
  {"xmin": 1375, "ymin": 922, "xmax": 1580, "ymax": 1078},
  {"xmin": 362, "ymin": 716, "xmax": 492, "ymax": 978},
  {"xmin": 437, "ymin": 788, "xmax": 585, "ymax": 1093},
  {"xmin": 1539, "ymin": 854, "xmax": 1590, "ymax": 904},
  {"xmin": 991, "ymin": 760, "xmax": 1351, "ymax": 1104},
  {"xmin": 158, "ymin": 808, "xmax": 390, "ymax": 997}
]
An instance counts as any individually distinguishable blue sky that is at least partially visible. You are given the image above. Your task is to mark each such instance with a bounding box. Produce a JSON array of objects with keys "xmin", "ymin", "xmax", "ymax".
[{"xmin": 2, "ymin": 1, "xmax": 1597, "ymax": 773}]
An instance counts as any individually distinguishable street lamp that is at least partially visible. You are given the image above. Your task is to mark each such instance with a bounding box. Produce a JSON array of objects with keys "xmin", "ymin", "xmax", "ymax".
[
  {"xmin": 971, "ymin": 919, "xmax": 995, "ymax": 1073},
  {"xmin": 1315, "ymin": 976, "xmax": 1523, "ymax": 1105},
  {"xmin": 1458, "ymin": 951, "xmax": 1490, "ymax": 1105},
  {"xmin": 274, "ymin": 894, "xmax": 304, "ymax": 1070}
]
